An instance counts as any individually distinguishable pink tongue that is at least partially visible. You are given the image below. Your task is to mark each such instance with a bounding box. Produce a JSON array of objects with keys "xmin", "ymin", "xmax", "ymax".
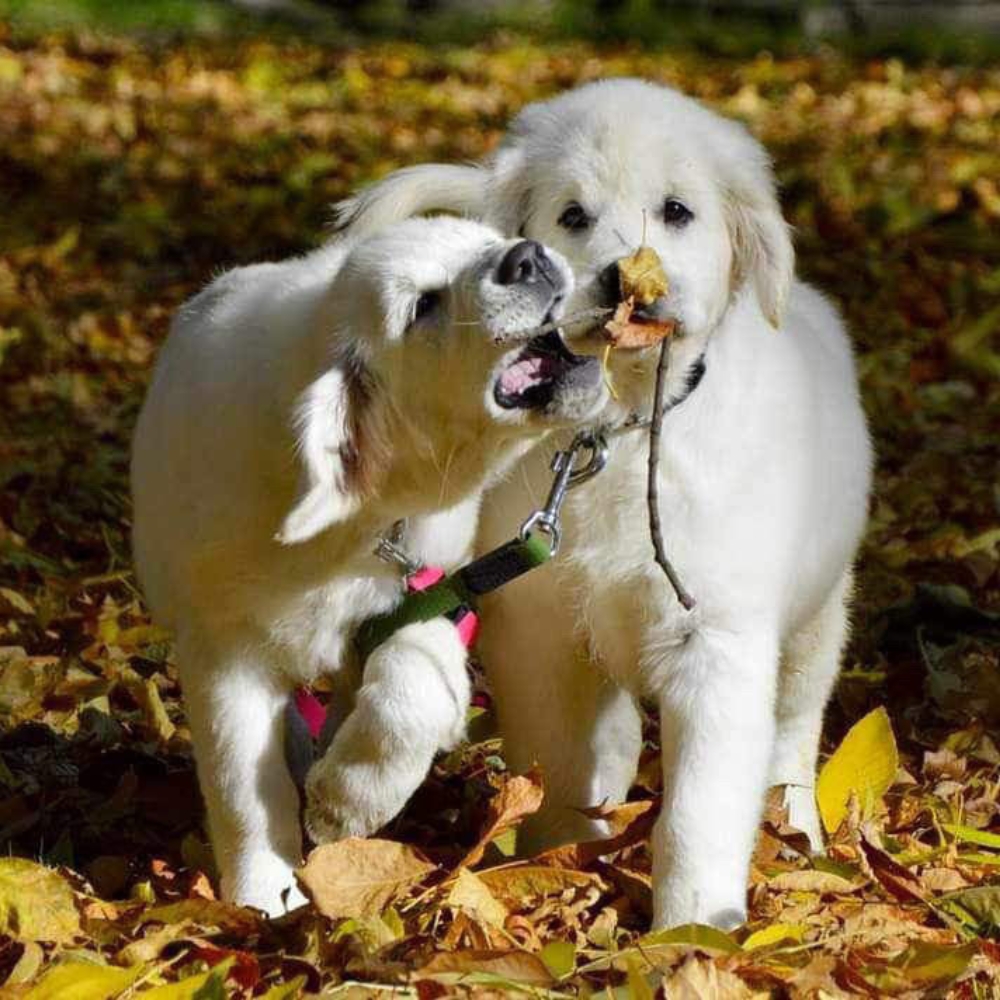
[{"xmin": 500, "ymin": 356, "xmax": 550, "ymax": 395}]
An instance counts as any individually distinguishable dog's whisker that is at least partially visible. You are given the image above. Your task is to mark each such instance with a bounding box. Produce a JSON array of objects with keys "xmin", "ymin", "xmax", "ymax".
[
  {"xmin": 492, "ymin": 306, "xmax": 613, "ymax": 344},
  {"xmin": 437, "ymin": 444, "xmax": 459, "ymax": 505}
]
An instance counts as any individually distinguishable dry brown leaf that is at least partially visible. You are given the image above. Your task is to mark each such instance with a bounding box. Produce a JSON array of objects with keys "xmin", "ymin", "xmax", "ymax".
[
  {"xmin": 446, "ymin": 868, "xmax": 508, "ymax": 929},
  {"xmin": 577, "ymin": 798, "xmax": 657, "ymax": 838},
  {"xmin": 661, "ymin": 955, "xmax": 758, "ymax": 999},
  {"xmin": 477, "ymin": 865, "xmax": 601, "ymax": 905},
  {"xmin": 139, "ymin": 898, "xmax": 261, "ymax": 935},
  {"xmin": 604, "ymin": 865, "xmax": 652, "ymax": 919},
  {"xmin": 767, "ymin": 870, "xmax": 859, "ymax": 895},
  {"xmin": 604, "ymin": 296, "xmax": 677, "ymax": 349},
  {"xmin": 458, "ymin": 771, "xmax": 544, "ymax": 870},
  {"xmin": 297, "ymin": 838, "xmax": 435, "ymax": 920},
  {"xmin": 858, "ymin": 837, "xmax": 927, "ymax": 905},
  {"xmin": 536, "ymin": 798, "xmax": 658, "ymax": 868},
  {"xmin": 923, "ymin": 747, "xmax": 966, "ymax": 781},
  {"xmin": 416, "ymin": 948, "xmax": 554, "ymax": 987},
  {"xmin": 188, "ymin": 871, "xmax": 217, "ymax": 901},
  {"xmin": 920, "ymin": 867, "xmax": 969, "ymax": 892},
  {"xmin": 787, "ymin": 954, "xmax": 849, "ymax": 996},
  {"xmin": 117, "ymin": 922, "xmax": 200, "ymax": 966}
]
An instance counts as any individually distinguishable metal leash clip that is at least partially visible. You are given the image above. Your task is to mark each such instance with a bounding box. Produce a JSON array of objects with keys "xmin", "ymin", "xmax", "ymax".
[
  {"xmin": 375, "ymin": 519, "xmax": 423, "ymax": 576},
  {"xmin": 519, "ymin": 429, "xmax": 609, "ymax": 554}
]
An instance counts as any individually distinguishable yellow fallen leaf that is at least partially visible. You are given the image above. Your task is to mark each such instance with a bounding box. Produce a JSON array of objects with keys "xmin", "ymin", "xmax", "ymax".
[
  {"xmin": 331, "ymin": 911, "xmax": 403, "ymax": 950},
  {"xmin": 0, "ymin": 587, "xmax": 34, "ymax": 615},
  {"xmin": 637, "ymin": 923, "xmax": 742, "ymax": 955},
  {"xmin": 258, "ymin": 976, "xmax": 308, "ymax": 1000},
  {"xmin": 142, "ymin": 676, "xmax": 176, "ymax": 742},
  {"xmin": 138, "ymin": 961, "xmax": 232, "ymax": 1000},
  {"xmin": 24, "ymin": 961, "xmax": 141, "ymax": 1000},
  {"xmin": 625, "ymin": 956, "xmax": 656, "ymax": 1000},
  {"xmin": 538, "ymin": 940, "xmax": 576, "ymax": 979},
  {"xmin": 742, "ymin": 922, "xmax": 809, "ymax": 950},
  {"xmin": 618, "ymin": 245, "xmax": 669, "ymax": 305},
  {"xmin": 816, "ymin": 706, "xmax": 899, "ymax": 833},
  {"xmin": 0, "ymin": 858, "xmax": 81, "ymax": 944}
]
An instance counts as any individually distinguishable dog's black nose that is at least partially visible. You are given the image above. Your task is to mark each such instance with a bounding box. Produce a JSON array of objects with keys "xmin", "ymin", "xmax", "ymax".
[
  {"xmin": 598, "ymin": 260, "xmax": 620, "ymax": 306},
  {"xmin": 497, "ymin": 240, "xmax": 552, "ymax": 285}
]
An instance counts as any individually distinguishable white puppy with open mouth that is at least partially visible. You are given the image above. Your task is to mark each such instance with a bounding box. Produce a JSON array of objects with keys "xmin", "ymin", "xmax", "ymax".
[
  {"xmin": 130, "ymin": 217, "xmax": 606, "ymax": 916},
  {"xmin": 333, "ymin": 79, "xmax": 873, "ymax": 929}
]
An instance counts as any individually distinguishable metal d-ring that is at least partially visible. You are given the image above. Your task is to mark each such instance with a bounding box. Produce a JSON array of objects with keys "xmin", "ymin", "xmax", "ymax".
[{"xmin": 519, "ymin": 429, "xmax": 609, "ymax": 554}]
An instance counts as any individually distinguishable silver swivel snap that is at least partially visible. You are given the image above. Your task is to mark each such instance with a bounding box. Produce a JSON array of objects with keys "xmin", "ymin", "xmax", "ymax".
[{"xmin": 519, "ymin": 430, "xmax": 609, "ymax": 554}]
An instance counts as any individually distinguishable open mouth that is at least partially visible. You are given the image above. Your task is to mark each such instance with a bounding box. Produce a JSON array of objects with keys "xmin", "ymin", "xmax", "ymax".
[{"xmin": 494, "ymin": 328, "xmax": 589, "ymax": 410}]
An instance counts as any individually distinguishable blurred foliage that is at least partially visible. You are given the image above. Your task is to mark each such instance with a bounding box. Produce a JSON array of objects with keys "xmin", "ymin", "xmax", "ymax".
[
  {"xmin": 1, "ymin": 12, "xmax": 1000, "ymax": 997},
  {"xmin": 5, "ymin": 0, "xmax": 1000, "ymax": 63}
]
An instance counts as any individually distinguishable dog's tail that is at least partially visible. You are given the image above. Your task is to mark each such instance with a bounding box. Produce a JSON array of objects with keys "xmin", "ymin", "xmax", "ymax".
[{"xmin": 331, "ymin": 163, "xmax": 487, "ymax": 237}]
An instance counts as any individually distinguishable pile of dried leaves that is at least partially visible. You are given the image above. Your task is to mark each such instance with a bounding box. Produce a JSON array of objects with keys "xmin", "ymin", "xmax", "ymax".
[{"xmin": 1, "ymin": 18, "xmax": 999, "ymax": 998}]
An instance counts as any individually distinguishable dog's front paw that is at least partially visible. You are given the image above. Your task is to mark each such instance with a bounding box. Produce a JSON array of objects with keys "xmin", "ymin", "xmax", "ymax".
[
  {"xmin": 305, "ymin": 765, "xmax": 380, "ymax": 843},
  {"xmin": 225, "ymin": 853, "xmax": 308, "ymax": 918},
  {"xmin": 304, "ymin": 754, "xmax": 423, "ymax": 845},
  {"xmin": 651, "ymin": 862, "xmax": 749, "ymax": 932}
]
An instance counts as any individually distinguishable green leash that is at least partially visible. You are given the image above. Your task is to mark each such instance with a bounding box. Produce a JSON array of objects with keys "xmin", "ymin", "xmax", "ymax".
[{"xmin": 355, "ymin": 430, "xmax": 609, "ymax": 662}]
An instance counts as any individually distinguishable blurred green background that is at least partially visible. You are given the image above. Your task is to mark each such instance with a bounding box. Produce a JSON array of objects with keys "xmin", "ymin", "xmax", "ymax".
[{"xmin": 4, "ymin": 0, "xmax": 1000, "ymax": 62}]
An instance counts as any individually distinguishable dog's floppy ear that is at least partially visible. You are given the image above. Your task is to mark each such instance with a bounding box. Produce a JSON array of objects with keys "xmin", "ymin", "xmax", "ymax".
[
  {"xmin": 483, "ymin": 106, "xmax": 545, "ymax": 236},
  {"xmin": 722, "ymin": 149, "xmax": 794, "ymax": 329},
  {"xmin": 276, "ymin": 350, "xmax": 390, "ymax": 545},
  {"xmin": 483, "ymin": 141, "xmax": 530, "ymax": 236},
  {"xmin": 332, "ymin": 163, "xmax": 487, "ymax": 237}
]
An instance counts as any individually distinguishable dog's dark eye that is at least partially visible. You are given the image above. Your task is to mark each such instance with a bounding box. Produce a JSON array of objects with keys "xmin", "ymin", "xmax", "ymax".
[
  {"xmin": 557, "ymin": 202, "xmax": 591, "ymax": 232},
  {"xmin": 662, "ymin": 199, "xmax": 694, "ymax": 227},
  {"xmin": 413, "ymin": 290, "xmax": 442, "ymax": 323}
]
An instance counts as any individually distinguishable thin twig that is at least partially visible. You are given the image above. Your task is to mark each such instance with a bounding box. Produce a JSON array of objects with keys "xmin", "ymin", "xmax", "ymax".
[
  {"xmin": 494, "ymin": 305, "xmax": 613, "ymax": 344},
  {"xmin": 647, "ymin": 339, "xmax": 696, "ymax": 610}
]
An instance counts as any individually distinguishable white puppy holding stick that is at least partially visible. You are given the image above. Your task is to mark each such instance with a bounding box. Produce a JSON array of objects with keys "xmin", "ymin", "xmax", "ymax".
[
  {"xmin": 333, "ymin": 79, "xmax": 873, "ymax": 929},
  {"xmin": 131, "ymin": 217, "xmax": 607, "ymax": 915}
]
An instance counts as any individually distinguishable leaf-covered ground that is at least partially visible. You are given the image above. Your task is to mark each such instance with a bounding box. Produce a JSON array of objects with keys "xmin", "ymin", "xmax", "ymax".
[{"xmin": 1, "ymin": 18, "xmax": 1000, "ymax": 998}]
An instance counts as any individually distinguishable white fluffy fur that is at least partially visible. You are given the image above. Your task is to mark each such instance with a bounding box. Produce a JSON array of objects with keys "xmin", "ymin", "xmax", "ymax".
[
  {"xmin": 130, "ymin": 217, "xmax": 604, "ymax": 916},
  {"xmin": 333, "ymin": 79, "xmax": 873, "ymax": 929}
]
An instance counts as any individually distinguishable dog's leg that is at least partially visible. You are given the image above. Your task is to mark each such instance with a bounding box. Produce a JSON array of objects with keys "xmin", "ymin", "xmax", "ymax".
[
  {"xmin": 481, "ymin": 578, "xmax": 642, "ymax": 855},
  {"xmin": 769, "ymin": 569, "xmax": 853, "ymax": 851},
  {"xmin": 305, "ymin": 618, "xmax": 468, "ymax": 843},
  {"xmin": 177, "ymin": 631, "xmax": 306, "ymax": 917},
  {"xmin": 652, "ymin": 627, "xmax": 779, "ymax": 930}
]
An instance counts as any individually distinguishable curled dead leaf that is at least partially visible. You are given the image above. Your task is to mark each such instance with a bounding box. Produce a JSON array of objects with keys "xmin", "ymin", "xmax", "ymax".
[
  {"xmin": 416, "ymin": 948, "xmax": 554, "ymax": 987},
  {"xmin": 767, "ymin": 869, "xmax": 859, "ymax": 895},
  {"xmin": 604, "ymin": 296, "xmax": 677, "ymax": 350},
  {"xmin": 536, "ymin": 798, "xmax": 658, "ymax": 868},
  {"xmin": 458, "ymin": 770, "xmax": 544, "ymax": 870}
]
